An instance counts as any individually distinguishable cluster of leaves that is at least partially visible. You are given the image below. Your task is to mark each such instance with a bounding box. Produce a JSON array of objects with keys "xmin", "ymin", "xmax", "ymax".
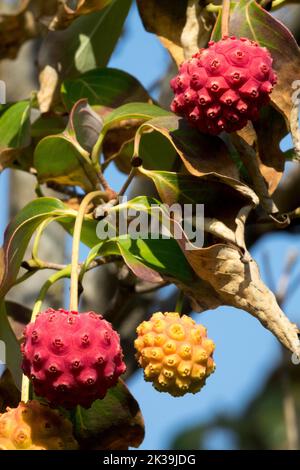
[{"xmin": 0, "ymin": 0, "xmax": 300, "ymax": 450}]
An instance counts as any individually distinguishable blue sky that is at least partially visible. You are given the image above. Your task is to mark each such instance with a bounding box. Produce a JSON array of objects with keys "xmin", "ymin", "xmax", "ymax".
[{"xmin": 0, "ymin": 0, "xmax": 299, "ymax": 451}]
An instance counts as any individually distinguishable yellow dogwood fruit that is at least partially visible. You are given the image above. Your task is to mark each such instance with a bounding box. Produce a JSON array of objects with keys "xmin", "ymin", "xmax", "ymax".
[
  {"xmin": 134, "ymin": 312, "xmax": 216, "ymax": 397},
  {"xmin": 0, "ymin": 400, "xmax": 78, "ymax": 450}
]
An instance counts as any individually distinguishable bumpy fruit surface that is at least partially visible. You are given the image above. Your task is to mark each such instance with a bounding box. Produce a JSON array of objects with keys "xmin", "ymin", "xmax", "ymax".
[
  {"xmin": 21, "ymin": 309, "xmax": 126, "ymax": 408},
  {"xmin": 134, "ymin": 312, "xmax": 215, "ymax": 397},
  {"xmin": 0, "ymin": 400, "xmax": 78, "ymax": 450},
  {"xmin": 170, "ymin": 36, "xmax": 277, "ymax": 135}
]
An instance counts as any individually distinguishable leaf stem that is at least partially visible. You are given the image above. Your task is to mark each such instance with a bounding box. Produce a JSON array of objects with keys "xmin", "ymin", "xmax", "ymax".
[
  {"xmin": 175, "ymin": 290, "xmax": 185, "ymax": 314},
  {"xmin": 32, "ymin": 219, "xmax": 54, "ymax": 267},
  {"xmin": 222, "ymin": 0, "xmax": 231, "ymax": 37},
  {"xmin": 206, "ymin": 3, "xmax": 222, "ymax": 13},
  {"xmin": 69, "ymin": 191, "xmax": 109, "ymax": 312}
]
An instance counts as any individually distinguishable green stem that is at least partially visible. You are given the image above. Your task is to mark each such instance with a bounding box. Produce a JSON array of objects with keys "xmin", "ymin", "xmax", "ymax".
[
  {"xmin": 222, "ymin": 0, "xmax": 231, "ymax": 37},
  {"xmin": 91, "ymin": 128, "xmax": 107, "ymax": 165},
  {"xmin": 21, "ymin": 266, "xmax": 71, "ymax": 403},
  {"xmin": 32, "ymin": 219, "xmax": 54, "ymax": 267},
  {"xmin": 175, "ymin": 290, "xmax": 185, "ymax": 315},
  {"xmin": 69, "ymin": 190, "xmax": 108, "ymax": 312},
  {"xmin": 206, "ymin": 3, "xmax": 222, "ymax": 12}
]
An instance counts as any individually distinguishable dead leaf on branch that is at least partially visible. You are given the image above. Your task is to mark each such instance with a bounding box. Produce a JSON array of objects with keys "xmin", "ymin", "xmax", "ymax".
[
  {"xmin": 170, "ymin": 207, "xmax": 300, "ymax": 355},
  {"xmin": 0, "ymin": 0, "xmax": 112, "ymax": 60},
  {"xmin": 137, "ymin": 115, "xmax": 240, "ymax": 180},
  {"xmin": 235, "ymin": 105, "xmax": 288, "ymax": 197},
  {"xmin": 137, "ymin": 0, "xmax": 215, "ymax": 66}
]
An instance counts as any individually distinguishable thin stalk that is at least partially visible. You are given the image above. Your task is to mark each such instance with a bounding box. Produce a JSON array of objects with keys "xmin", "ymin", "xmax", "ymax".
[
  {"xmin": 175, "ymin": 290, "xmax": 185, "ymax": 314},
  {"xmin": 69, "ymin": 191, "xmax": 108, "ymax": 311},
  {"xmin": 118, "ymin": 168, "xmax": 137, "ymax": 197},
  {"xmin": 222, "ymin": 0, "xmax": 231, "ymax": 37}
]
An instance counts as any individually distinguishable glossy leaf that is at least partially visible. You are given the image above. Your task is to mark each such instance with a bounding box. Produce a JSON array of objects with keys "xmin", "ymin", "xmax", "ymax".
[
  {"xmin": 103, "ymin": 128, "xmax": 178, "ymax": 174},
  {"xmin": 38, "ymin": 0, "xmax": 132, "ymax": 112},
  {"xmin": 87, "ymin": 195, "xmax": 195, "ymax": 283},
  {"xmin": 103, "ymin": 102, "xmax": 171, "ymax": 129},
  {"xmin": 34, "ymin": 100, "xmax": 101, "ymax": 190},
  {"xmin": 0, "ymin": 198, "xmax": 75, "ymax": 297},
  {"xmin": 34, "ymin": 135, "xmax": 96, "ymax": 190},
  {"xmin": 72, "ymin": 380, "xmax": 144, "ymax": 450},
  {"xmin": 62, "ymin": 68, "xmax": 150, "ymax": 111},
  {"xmin": 0, "ymin": 100, "xmax": 31, "ymax": 170}
]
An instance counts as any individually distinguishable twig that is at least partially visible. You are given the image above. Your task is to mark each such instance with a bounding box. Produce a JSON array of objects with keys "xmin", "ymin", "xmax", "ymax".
[
  {"xmin": 291, "ymin": 98, "xmax": 300, "ymax": 160},
  {"xmin": 118, "ymin": 168, "xmax": 137, "ymax": 197},
  {"xmin": 276, "ymin": 250, "xmax": 299, "ymax": 306},
  {"xmin": 135, "ymin": 281, "xmax": 168, "ymax": 294},
  {"xmin": 97, "ymin": 171, "xmax": 117, "ymax": 200}
]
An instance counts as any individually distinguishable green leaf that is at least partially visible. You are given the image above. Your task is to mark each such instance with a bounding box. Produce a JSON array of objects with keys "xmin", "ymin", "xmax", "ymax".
[
  {"xmin": 0, "ymin": 100, "xmax": 31, "ymax": 170},
  {"xmin": 34, "ymin": 135, "xmax": 97, "ymax": 190},
  {"xmin": 113, "ymin": 237, "xmax": 194, "ymax": 284},
  {"xmin": 62, "ymin": 68, "xmax": 150, "ymax": 111},
  {"xmin": 40, "ymin": 0, "xmax": 132, "ymax": 78},
  {"xmin": 34, "ymin": 101, "xmax": 102, "ymax": 190},
  {"xmin": 103, "ymin": 102, "xmax": 171, "ymax": 129},
  {"xmin": 0, "ymin": 198, "xmax": 75, "ymax": 297},
  {"xmin": 72, "ymin": 380, "xmax": 144, "ymax": 450},
  {"xmin": 0, "ymin": 302, "xmax": 22, "ymax": 390},
  {"xmin": 0, "ymin": 101, "xmax": 31, "ymax": 149},
  {"xmin": 106, "ymin": 129, "xmax": 178, "ymax": 174}
]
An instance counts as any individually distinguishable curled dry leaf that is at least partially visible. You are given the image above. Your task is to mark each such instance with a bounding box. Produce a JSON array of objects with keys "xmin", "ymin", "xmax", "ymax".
[
  {"xmin": 137, "ymin": 115, "xmax": 239, "ymax": 179},
  {"xmin": 179, "ymin": 241, "xmax": 300, "ymax": 356},
  {"xmin": 0, "ymin": 1, "xmax": 111, "ymax": 60},
  {"xmin": 235, "ymin": 105, "xmax": 289, "ymax": 196},
  {"xmin": 137, "ymin": 0, "xmax": 215, "ymax": 66},
  {"xmin": 46, "ymin": 0, "xmax": 112, "ymax": 30}
]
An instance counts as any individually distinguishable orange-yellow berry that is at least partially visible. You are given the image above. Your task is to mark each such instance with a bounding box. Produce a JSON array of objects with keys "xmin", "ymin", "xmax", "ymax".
[
  {"xmin": 0, "ymin": 401, "xmax": 78, "ymax": 450},
  {"xmin": 134, "ymin": 312, "xmax": 216, "ymax": 397}
]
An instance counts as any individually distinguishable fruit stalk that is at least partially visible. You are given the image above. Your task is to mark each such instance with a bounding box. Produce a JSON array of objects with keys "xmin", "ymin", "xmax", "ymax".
[
  {"xmin": 222, "ymin": 0, "xmax": 231, "ymax": 37},
  {"xmin": 70, "ymin": 190, "xmax": 108, "ymax": 312}
]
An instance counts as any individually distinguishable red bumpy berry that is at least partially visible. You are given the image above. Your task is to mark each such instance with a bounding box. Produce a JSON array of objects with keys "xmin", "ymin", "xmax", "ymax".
[
  {"xmin": 170, "ymin": 36, "xmax": 277, "ymax": 135},
  {"xmin": 21, "ymin": 309, "xmax": 126, "ymax": 408}
]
